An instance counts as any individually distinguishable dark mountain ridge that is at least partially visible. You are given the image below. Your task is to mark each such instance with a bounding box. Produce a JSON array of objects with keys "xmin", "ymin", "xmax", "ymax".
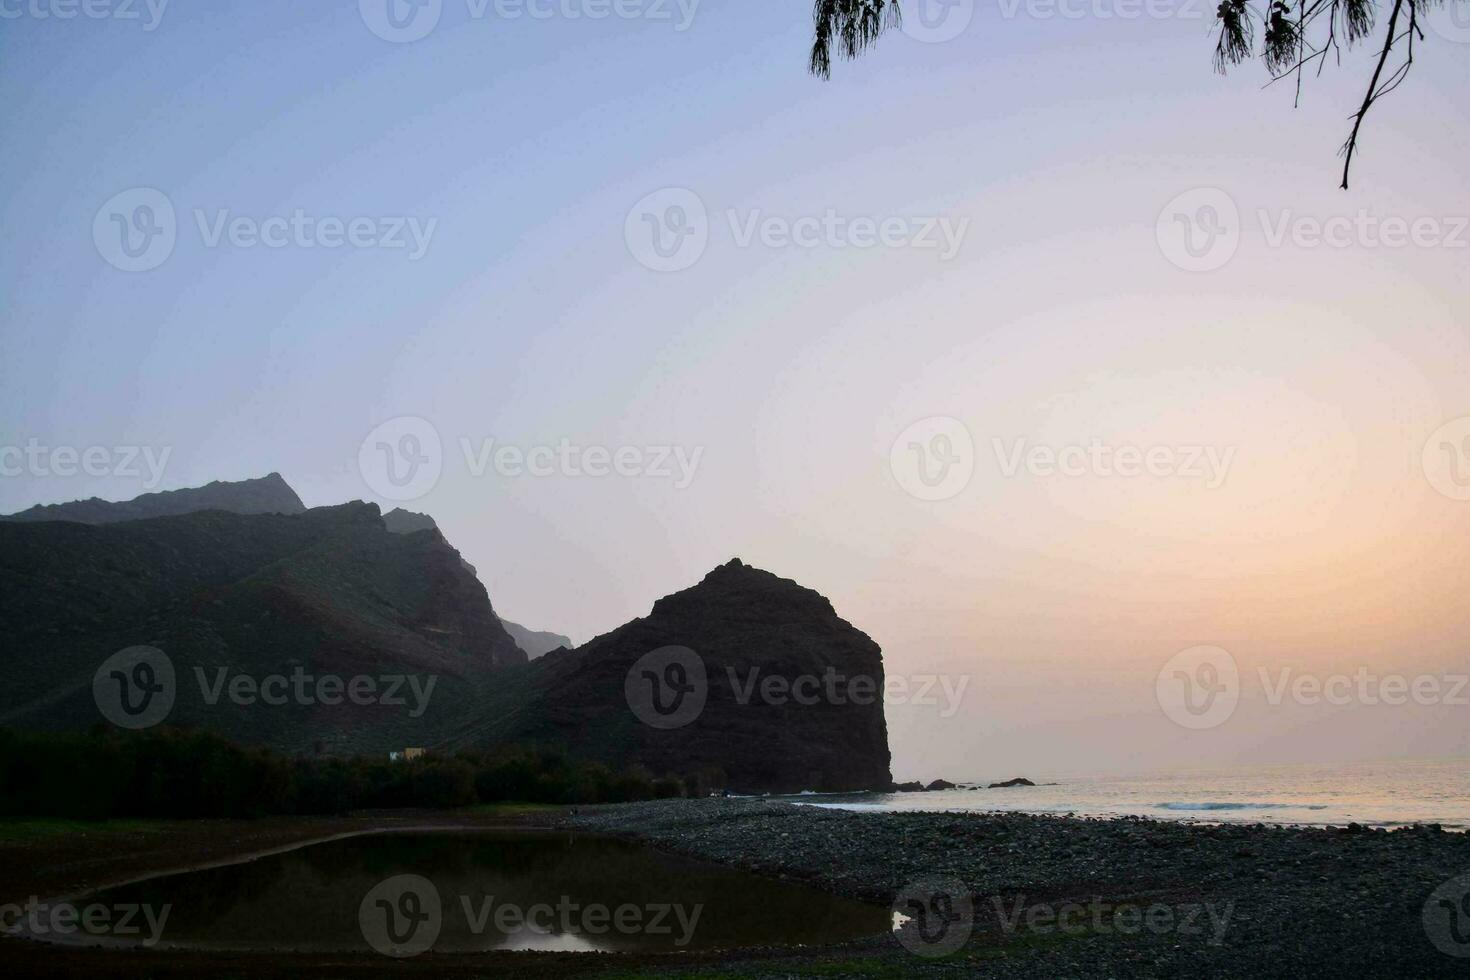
[
  {"xmin": 0, "ymin": 501, "xmax": 524, "ymax": 755},
  {"xmin": 0, "ymin": 472, "xmax": 304, "ymax": 524},
  {"xmin": 0, "ymin": 477, "xmax": 893, "ymax": 790}
]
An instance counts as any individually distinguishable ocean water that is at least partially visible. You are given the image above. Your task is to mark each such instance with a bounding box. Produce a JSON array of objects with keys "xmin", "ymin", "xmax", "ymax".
[{"xmin": 775, "ymin": 759, "xmax": 1470, "ymax": 830}]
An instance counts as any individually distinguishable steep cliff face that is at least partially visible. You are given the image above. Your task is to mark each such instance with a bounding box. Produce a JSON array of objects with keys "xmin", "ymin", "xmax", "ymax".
[
  {"xmin": 383, "ymin": 508, "xmax": 571, "ymax": 659},
  {"xmin": 0, "ymin": 473, "xmax": 305, "ymax": 524},
  {"xmin": 0, "ymin": 502, "xmax": 525, "ymax": 754},
  {"xmin": 500, "ymin": 560, "xmax": 893, "ymax": 793}
]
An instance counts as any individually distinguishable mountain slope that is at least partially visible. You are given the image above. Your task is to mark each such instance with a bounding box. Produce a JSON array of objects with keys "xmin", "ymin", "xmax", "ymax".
[
  {"xmin": 0, "ymin": 480, "xmax": 892, "ymax": 788},
  {"xmin": 383, "ymin": 507, "xmax": 571, "ymax": 659},
  {"xmin": 0, "ymin": 503, "xmax": 525, "ymax": 754}
]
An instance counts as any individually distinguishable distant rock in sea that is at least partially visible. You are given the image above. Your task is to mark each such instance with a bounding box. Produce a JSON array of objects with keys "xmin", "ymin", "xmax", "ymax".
[
  {"xmin": 0, "ymin": 472, "xmax": 305, "ymax": 524},
  {"xmin": 989, "ymin": 777, "xmax": 1036, "ymax": 788},
  {"xmin": 925, "ymin": 779, "xmax": 957, "ymax": 791},
  {"xmin": 893, "ymin": 781, "xmax": 926, "ymax": 792}
]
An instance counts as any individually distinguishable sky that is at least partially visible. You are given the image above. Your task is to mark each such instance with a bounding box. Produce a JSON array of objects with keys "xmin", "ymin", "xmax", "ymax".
[{"xmin": 3, "ymin": 0, "xmax": 1469, "ymax": 781}]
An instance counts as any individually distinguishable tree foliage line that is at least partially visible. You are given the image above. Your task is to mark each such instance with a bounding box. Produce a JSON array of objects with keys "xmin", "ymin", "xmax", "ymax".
[{"xmin": 0, "ymin": 727, "xmax": 713, "ymax": 819}]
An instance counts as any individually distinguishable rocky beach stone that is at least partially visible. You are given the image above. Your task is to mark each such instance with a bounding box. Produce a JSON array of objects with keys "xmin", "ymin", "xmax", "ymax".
[{"xmin": 566, "ymin": 797, "xmax": 1470, "ymax": 978}]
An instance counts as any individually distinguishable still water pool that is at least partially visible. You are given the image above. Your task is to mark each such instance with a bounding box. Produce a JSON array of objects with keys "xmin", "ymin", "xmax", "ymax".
[{"xmin": 69, "ymin": 831, "xmax": 890, "ymax": 955}]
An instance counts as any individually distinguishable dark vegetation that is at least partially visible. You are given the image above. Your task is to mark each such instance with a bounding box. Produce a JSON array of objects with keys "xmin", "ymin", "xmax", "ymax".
[{"xmin": 0, "ymin": 727, "xmax": 706, "ymax": 820}]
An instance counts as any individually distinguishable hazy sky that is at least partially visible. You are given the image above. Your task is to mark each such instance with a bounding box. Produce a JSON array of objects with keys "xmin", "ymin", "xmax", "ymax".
[{"xmin": 4, "ymin": 1, "xmax": 1469, "ymax": 780}]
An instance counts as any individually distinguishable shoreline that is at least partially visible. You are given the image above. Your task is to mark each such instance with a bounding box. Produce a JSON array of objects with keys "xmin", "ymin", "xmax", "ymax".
[
  {"xmin": 780, "ymin": 797, "xmax": 1470, "ymax": 833},
  {"xmin": 0, "ymin": 799, "xmax": 1466, "ymax": 977}
]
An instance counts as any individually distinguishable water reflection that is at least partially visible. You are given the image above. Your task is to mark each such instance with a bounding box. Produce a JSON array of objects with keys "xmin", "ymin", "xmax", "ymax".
[{"xmin": 79, "ymin": 831, "xmax": 890, "ymax": 954}]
